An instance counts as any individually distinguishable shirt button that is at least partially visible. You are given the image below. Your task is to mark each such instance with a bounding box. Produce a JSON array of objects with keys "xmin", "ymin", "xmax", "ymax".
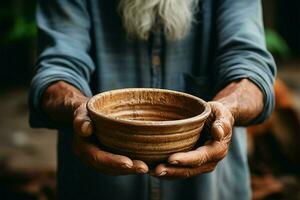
[{"xmin": 152, "ymin": 55, "xmax": 161, "ymax": 65}]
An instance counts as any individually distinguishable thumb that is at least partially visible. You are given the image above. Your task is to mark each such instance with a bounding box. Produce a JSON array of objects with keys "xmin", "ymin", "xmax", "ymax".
[
  {"xmin": 211, "ymin": 120, "xmax": 224, "ymax": 141},
  {"xmin": 208, "ymin": 102, "xmax": 234, "ymax": 141},
  {"xmin": 73, "ymin": 103, "xmax": 93, "ymax": 137}
]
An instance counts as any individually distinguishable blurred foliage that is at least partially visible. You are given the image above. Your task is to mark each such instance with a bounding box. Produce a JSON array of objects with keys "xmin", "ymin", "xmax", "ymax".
[
  {"xmin": 0, "ymin": 0, "xmax": 36, "ymax": 45},
  {"xmin": 265, "ymin": 28, "xmax": 292, "ymax": 59}
]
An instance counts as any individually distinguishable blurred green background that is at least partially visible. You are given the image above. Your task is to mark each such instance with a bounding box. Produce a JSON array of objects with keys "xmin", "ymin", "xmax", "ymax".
[{"xmin": 0, "ymin": 0, "xmax": 36, "ymax": 88}]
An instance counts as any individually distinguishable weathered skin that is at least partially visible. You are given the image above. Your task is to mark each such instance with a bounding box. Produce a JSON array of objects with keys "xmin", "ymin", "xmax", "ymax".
[
  {"xmin": 152, "ymin": 78, "xmax": 264, "ymax": 179},
  {"xmin": 42, "ymin": 78, "xmax": 263, "ymax": 178}
]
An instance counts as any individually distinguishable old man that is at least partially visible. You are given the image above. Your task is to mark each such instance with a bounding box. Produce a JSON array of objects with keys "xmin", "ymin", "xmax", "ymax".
[{"xmin": 29, "ymin": 0, "xmax": 276, "ymax": 199}]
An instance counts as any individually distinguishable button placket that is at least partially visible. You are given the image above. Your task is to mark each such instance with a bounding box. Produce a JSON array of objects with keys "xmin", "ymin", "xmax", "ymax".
[
  {"xmin": 148, "ymin": 30, "xmax": 163, "ymax": 200},
  {"xmin": 150, "ymin": 30, "xmax": 163, "ymax": 88}
]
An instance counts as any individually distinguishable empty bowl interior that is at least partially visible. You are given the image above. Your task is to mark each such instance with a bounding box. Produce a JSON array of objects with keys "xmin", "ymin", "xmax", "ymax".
[{"xmin": 89, "ymin": 89, "xmax": 206, "ymax": 122}]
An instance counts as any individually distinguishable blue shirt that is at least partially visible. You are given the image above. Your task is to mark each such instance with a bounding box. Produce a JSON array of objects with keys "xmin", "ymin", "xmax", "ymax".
[{"xmin": 29, "ymin": 0, "xmax": 276, "ymax": 199}]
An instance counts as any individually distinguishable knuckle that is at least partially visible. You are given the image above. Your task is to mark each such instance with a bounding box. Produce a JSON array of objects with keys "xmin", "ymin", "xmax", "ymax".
[
  {"xmin": 214, "ymin": 119, "xmax": 223, "ymax": 127},
  {"xmin": 63, "ymin": 97, "xmax": 75, "ymax": 110},
  {"xmin": 185, "ymin": 170, "xmax": 192, "ymax": 178},
  {"xmin": 63, "ymin": 97, "xmax": 70, "ymax": 108}
]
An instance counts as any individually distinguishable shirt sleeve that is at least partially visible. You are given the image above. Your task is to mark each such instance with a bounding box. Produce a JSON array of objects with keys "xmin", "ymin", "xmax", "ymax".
[
  {"xmin": 28, "ymin": 0, "xmax": 95, "ymax": 129},
  {"xmin": 213, "ymin": 0, "xmax": 276, "ymax": 125}
]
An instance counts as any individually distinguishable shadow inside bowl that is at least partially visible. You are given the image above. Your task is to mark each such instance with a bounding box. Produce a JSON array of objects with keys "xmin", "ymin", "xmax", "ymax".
[{"xmin": 89, "ymin": 89, "xmax": 206, "ymax": 122}]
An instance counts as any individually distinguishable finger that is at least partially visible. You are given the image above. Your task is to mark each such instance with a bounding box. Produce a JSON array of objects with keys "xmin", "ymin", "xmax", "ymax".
[
  {"xmin": 211, "ymin": 120, "xmax": 225, "ymax": 141},
  {"xmin": 152, "ymin": 162, "xmax": 217, "ymax": 179},
  {"xmin": 132, "ymin": 160, "xmax": 149, "ymax": 174},
  {"xmin": 211, "ymin": 118, "xmax": 232, "ymax": 142},
  {"xmin": 168, "ymin": 140, "xmax": 228, "ymax": 166},
  {"xmin": 208, "ymin": 102, "xmax": 234, "ymax": 141},
  {"xmin": 101, "ymin": 160, "xmax": 149, "ymax": 175},
  {"xmin": 73, "ymin": 104, "xmax": 93, "ymax": 137},
  {"xmin": 73, "ymin": 135, "xmax": 133, "ymax": 171}
]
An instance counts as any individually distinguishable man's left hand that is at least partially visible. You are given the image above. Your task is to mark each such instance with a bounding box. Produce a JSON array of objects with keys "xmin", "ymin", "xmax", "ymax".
[{"xmin": 151, "ymin": 101, "xmax": 234, "ymax": 179}]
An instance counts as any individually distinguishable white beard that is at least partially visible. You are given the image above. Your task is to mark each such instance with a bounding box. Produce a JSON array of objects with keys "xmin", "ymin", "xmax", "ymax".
[{"xmin": 118, "ymin": 0, "xmax": 199, "ymax": 41}]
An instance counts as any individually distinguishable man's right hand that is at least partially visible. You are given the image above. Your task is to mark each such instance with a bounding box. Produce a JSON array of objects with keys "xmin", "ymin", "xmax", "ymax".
[{"xmin": 42, "ymin": 81, "xmax": 149, "ymax": 175}]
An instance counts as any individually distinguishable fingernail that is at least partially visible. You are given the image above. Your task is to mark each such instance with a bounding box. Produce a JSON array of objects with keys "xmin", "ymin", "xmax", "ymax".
[
  {"xmin": 81, "ymin": 121, "xmax": 89, "ymax": 131},
  {"xmin": 217, "ymin": 125, "xmax": 224, "ymax": 135},
  {"xmin": 169, "ymin": 160, "xmax": 178, "ymax": 165},
  {"xmin": 137, "ymin": 168, "xmax": 147, "ymax": 174},
  {"xmin": 159, "ymin": 171, "xmax": 167, "ymax": 176},
  {"xmin": 213, "ymin": 123, "xmax": 224, "ymax": 140},
  {"xmin": 217, "ymin": 124, "xmax": 223, "ymax": 131},
  {"xmin": 81, "ymin": 121, "xmax": 92, "ymax": 135},
  {"xmin": 121, "ymin": 163, "xmax": 132, "ymax": 169}
]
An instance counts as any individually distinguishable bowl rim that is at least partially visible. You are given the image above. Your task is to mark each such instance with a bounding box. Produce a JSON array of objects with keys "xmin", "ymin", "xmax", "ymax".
[{"xmin": 87, "ymin": 88, "xmax": 211, "ymax": 127}]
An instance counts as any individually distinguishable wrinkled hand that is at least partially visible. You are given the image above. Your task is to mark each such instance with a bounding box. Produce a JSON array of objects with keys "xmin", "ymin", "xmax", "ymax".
[
  {"xmin": 42, "ymin": 81, "xmax": 149, "ymax": 176},
  {"xmin": 72, "ymin": 101, "xmax": 149, "ymax": 176},
  {"xmin": 151, "ymin": 101, "xmax": 234, "ymax": 179}
]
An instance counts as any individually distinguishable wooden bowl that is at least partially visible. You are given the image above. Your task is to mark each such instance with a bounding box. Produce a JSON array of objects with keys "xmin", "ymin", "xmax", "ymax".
[{"xmin": 87, "ymin": 88, "xmax": 211, "ymax": 164}]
